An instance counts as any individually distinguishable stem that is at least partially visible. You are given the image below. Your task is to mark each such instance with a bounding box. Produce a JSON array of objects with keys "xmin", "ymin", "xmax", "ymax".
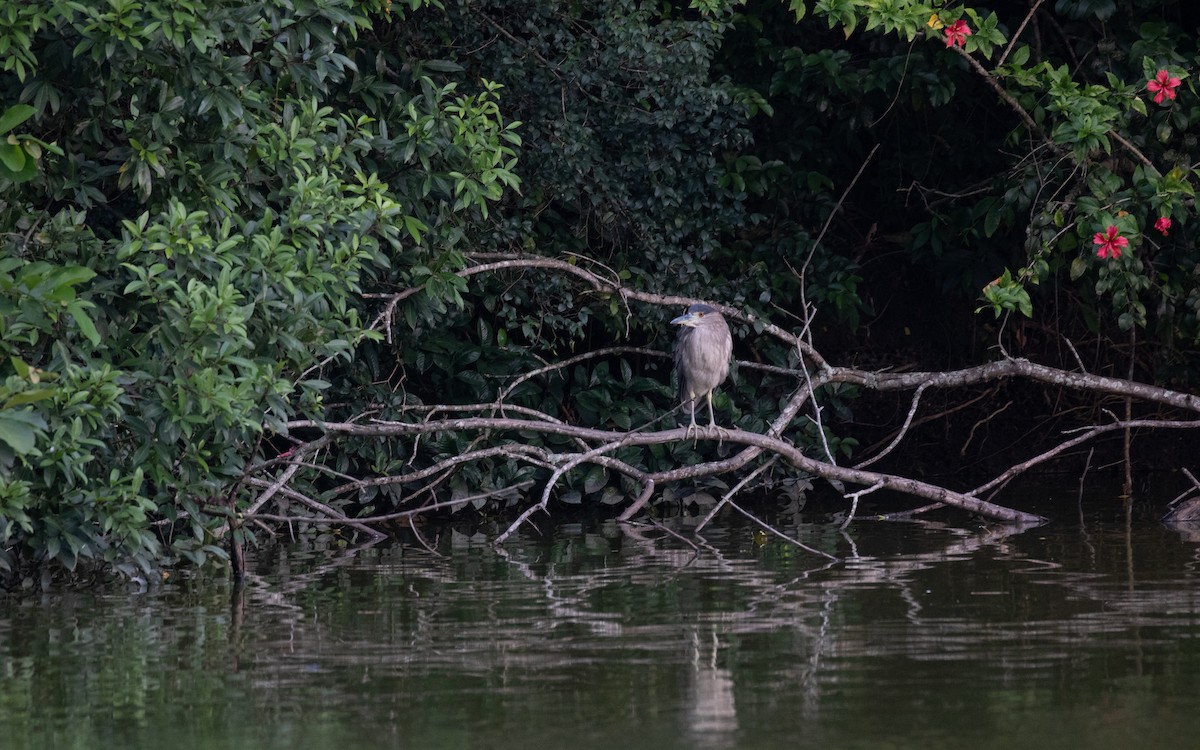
[
  {"xmin": 1123, "ymin": 327, "xmax": 1136, "ymax": 497},
  {"xmin": 997, "ymin": 0, "xmax": 1047, "ymax": 68}
]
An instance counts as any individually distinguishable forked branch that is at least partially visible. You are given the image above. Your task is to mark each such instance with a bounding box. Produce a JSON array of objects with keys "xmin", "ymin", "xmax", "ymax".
[{"xmin": 241, "ymin": 254, "xmax": 1200, "ymax": 557}]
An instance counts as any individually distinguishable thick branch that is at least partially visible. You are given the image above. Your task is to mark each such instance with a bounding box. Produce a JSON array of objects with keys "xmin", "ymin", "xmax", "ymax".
[
  {"xmin": 393, "ymin": 251, "xmax": 830, "ymax": 370},
  {"xmin": 296, "ymin": 250, "xmax": 1200, "ymax": 548},
  {"xmin": 288, "ymin": 416, "xmax": 1044, "ymax": 524},
  {"xmin": 831, "ymin": 358, "xmax": 1200, "ymax": 414}
]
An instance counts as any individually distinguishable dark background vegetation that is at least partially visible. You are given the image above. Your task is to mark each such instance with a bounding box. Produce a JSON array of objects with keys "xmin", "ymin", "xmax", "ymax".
[{"xmin": 2, "ymin": 0, "xmax": 1199, "ymax": 585}]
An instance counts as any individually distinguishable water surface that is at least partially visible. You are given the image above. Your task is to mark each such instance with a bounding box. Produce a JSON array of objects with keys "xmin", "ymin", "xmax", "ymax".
[{"xmin": 3, "ymin": 502, "xmax": 1200, "ymax": 749}]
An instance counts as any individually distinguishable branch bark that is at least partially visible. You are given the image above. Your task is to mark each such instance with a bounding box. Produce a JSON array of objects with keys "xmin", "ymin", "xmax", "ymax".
[{"xmin": 285, "ymin": 415, "xmax": 1045, "ymax": 524}]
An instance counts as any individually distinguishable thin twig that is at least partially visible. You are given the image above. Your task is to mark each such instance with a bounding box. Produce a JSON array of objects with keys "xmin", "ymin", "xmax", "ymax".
[
  {"xmin": 694, "ymin": 456, "xmax": 779, "ymax": 533},
  {"xmin": 243, "ymin": 487, "xmax": 531, "ymax": 527},
  {"xmin": 617, "ymin": 479, "xmax": 657, "ymax": 521},
  {"xmin": 1123, "ymin": 328, "xmax": 1136, "ymax": 497},
  {"xmin": 498, "ymin": 346, "xmax": 666, "ymax": 401},
  {"xmin": 795, "ymin": 144, "xmax": 880, "ymax": 339},
  {"xmin": 875, "ymin": 502, "xmax": 945, "ymax": 520},
  {"xmin": 644, "ymin": 518, "xmax": 701, "ymax": 551},
  {"xmin": 953, "ymin": 46, "xmax": 1057, "ymax": 153},
  {"xmin": 974, "ymin": 417, "xmax": 1200, "ymax": 497},
  {"xmin": 997, "ymin": 0, "xmax": 1047, "ymax": 68},
  {"xmin": 1078, "ymin": 446, "xmax": 1094, "ymax": 520},
  {"xmin": 406, "ymin": 520, "xmax": 443, "ymax": 557},
  {"xmin": 1184, "ymin": 468, "xmax": 1200, "ymax": 493},
  {"xmin": 961, "ymin": 400, "xmax": 1013, "ymax": 457},
  {"xmin": 855, "ymin": 383, "xmax": 928, "ymax": 470},
  {"xmin": 496, "ymin": 437, "xmax": 630, "ymax": 543},
  {"xmin": 842, "ymin": 481, "xmax": 885, "ymax": 528},
  {"xmin": 726, "ymin": 499, "xmax": 839, "ymax": 561},
  {"xmin": 242, "ymin": 477, "xmax": 387, "ymax": 540}
]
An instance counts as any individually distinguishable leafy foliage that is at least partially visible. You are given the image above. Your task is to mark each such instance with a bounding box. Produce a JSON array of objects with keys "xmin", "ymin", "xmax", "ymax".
[
  {"xmin": 5, "ymin": 0, "xmax": 1200, "ymax": 586},
  {"xmin": 0, "ymin": 0, "xmax": 518, "ymax": 584}
]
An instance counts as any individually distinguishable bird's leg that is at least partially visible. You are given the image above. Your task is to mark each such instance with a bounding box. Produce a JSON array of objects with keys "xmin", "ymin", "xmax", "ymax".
[
  {"xmin": 705, "ymin": 391, "xmax": 731, "ymax": 444},
  {"xmin": 684, "ymin": 398, "xmax": 701, "ymax": 444}
]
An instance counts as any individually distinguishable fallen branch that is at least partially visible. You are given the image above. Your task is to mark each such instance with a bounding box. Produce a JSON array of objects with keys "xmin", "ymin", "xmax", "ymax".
[
  {"xmin": 236, "ymin": 254, "xmax": 1200, "ymax": 559},
  {"xmin": 286, "ymin": 416, "xmax": 1046, "ymax": 524}
]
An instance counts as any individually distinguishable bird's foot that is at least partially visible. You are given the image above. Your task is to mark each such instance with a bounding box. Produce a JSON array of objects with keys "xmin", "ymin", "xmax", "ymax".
[{"xmin": 707, "ymin": 423, "xmax": 732, "ymax": 446}]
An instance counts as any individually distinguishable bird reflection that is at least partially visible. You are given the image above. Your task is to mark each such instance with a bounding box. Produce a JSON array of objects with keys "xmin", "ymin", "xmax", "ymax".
[{"xmin": 686, "ymin": 629, "xmax": 738, "ymax": 746}]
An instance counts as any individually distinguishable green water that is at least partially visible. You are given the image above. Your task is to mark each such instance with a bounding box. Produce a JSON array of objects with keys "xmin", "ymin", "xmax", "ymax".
[{"xmin": 3, "ymin": 507, "xmax": 1200, "ymax": 749}]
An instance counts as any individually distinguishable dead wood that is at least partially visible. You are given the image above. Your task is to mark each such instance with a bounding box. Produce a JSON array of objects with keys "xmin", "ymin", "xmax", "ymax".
[{"xmin": 239, "ymin": 254, "xmax": 1200, "ymax": 558}]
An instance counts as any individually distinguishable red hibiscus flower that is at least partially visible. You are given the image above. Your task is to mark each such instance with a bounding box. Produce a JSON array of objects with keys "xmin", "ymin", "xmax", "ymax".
[
  {"xmin": 1154, "ymin": 216, "xmax": 1171, "ymax": 235},
  {"xmin": 944, "ymin": 20, "xmax": 972, "ymax": 49},
  {"xmin": 1148, "ymin": 70, "xmax": 1181, "ymax": 104},
  {"xmin": 1093, "ymin": 225, "xmax": 1128, "ymax": 259}
]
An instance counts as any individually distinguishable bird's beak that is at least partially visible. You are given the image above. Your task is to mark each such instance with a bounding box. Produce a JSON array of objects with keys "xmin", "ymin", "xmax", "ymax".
[{"xmin": 671, "ymin": 312, "xmax": 701, "ymax": 327}]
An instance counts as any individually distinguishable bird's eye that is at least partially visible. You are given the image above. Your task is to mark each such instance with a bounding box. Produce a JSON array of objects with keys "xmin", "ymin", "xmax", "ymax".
[{"xmin": 696, "ymin": 312, "xmax": 705, "ymax": 317}]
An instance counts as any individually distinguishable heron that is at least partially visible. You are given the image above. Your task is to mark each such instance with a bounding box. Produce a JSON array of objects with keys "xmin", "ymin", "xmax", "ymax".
[{"xmin": 671, "ymin": 303, "xmax": 732, "ymax": 434}]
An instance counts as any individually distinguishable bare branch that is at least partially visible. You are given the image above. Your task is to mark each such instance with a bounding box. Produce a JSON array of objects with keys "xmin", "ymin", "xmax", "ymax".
[
  {"xmin": 997, "ymin": 0, "xmax": 1047, "ymax": 67},
  {"xmin": 289, "ymin": 416, "xmax": 1045, "ymax": 524},
  {"xmin": 260, "ymin": 254, "xmax": 1200, "ymax": 559},
  {"xmin": 829, "ymin": 358, "xmax": 1200, "ymax": 413},
  {"xmin": 694, "ymin": 456, "xmax": 779, "ymax": 533},
  {"xmin": 972, "ymin": 417, "xmax": 1200, "ymax": 497},
  {"xmin": 725, "ymin": 499, "xmax": 840, "ymax": 561},
  {"xmin": 497, "ymin": 345, "xmax": 666, "ymax": 402},
  {"xmin": 842, "ymin": 481, "xmax": 885, "ymax": 528},
  {"xmin": 854, "ymin": 383, "xmax": 928, "ymax": 470},
  {"xmin": 243, "ymin": 477, "xmax": 387, "ymax": 540},
  {"xmin": 460, "ymin": 252, "xmax": 829, "ymax": 369},
  {"xmin": 496, "ymin": 437, "xmax": 631, "ymax": 543}
]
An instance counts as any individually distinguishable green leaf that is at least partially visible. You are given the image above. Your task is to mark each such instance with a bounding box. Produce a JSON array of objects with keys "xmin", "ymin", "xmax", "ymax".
[
  {"xmin": 0, "ymin": 410, "xmax": 46, "ymax": 455},
  {"xmin": 1141, "ymin": 56, "xmax": 1159, "ymax": 82},
  {"xmin": 66, "ymin": 301, "xmax": 101, "ymax": 346},
  {"xmin": 423, "ymin": 59, "xmax": 464, "ymax": 73},
  {"xmin": 10, "ymin": 357, "xmax": 31, "ymax": 379},
  {"xmin": 3, "ymin": 388, "xmax": 56, "ymax": 408},
  {"xmin": 0, "ymin": 104, "xmax": 34, "ymax": 136},
  {"xmin": 1018, "ymin": 292, "xmax": 1033, "ymax": 318},
  {"xmin": 53, "ymin": 264, "xmax": 97, "ymax": 289},
  {"xmin": 984, "ymin": 206, "xmax": 1002, "ymax": 237},
  {"xmin": 0, "ymin": 142, "xmax": 26, "ymax": 172},
  {"xmin": 1070, "ymin": 256, "xmax": 1089, "ymax": 281},
  {"xmin": 403, "ymin": 215, "xmax": 428, "ymax": 243},
  {"xmin": 583, "ymin": 465, "xmax": 608, "ymax": 494}
]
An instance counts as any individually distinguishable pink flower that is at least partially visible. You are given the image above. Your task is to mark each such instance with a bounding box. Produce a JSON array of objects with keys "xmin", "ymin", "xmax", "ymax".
[
  {"xmin": 1154, "ymin": 216, "xmax": 1171, "ymax": 235},
  {"xmin": 1147, "ymin": 69, "xmax": 1181, "ymax": 104},
  {"xmin": 1093, "ymin": 225, "xmax": 1128, "ymax": 259},
  {"xmin": 944, "ymin": 20, "xmax": 972, "ymax": 48}
]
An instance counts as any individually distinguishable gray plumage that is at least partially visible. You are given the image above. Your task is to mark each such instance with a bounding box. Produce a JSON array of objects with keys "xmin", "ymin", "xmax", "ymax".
[{"xmin": 671, "ymin": 303, "xmax": 732, "ymax": 430}]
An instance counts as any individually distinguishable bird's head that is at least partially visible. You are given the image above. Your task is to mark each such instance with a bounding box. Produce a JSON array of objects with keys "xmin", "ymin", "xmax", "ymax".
[{"xmin": 670, "ymin": 303, "xmax": 720, "ymax": 328}]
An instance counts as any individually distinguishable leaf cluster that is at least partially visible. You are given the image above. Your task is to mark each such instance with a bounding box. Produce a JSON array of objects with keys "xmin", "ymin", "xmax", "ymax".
[{"xmin": 0, "ymin": 0, "xmax": 520, "ymax": 585}]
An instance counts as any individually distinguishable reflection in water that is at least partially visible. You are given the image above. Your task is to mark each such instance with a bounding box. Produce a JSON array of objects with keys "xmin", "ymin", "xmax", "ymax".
[
  {"xmin": 686, "ymin": 629, "xmax": 737, "ymax": 747},
  {"xmin": 3, "ymin": 509, "xmax": 1200, "ymax": 750}
]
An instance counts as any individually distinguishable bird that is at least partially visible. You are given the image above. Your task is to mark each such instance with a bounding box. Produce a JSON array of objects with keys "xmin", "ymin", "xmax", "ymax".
[{"xmin": 671, "ymin": 303, "xmax": 732, "ymax": 435}]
